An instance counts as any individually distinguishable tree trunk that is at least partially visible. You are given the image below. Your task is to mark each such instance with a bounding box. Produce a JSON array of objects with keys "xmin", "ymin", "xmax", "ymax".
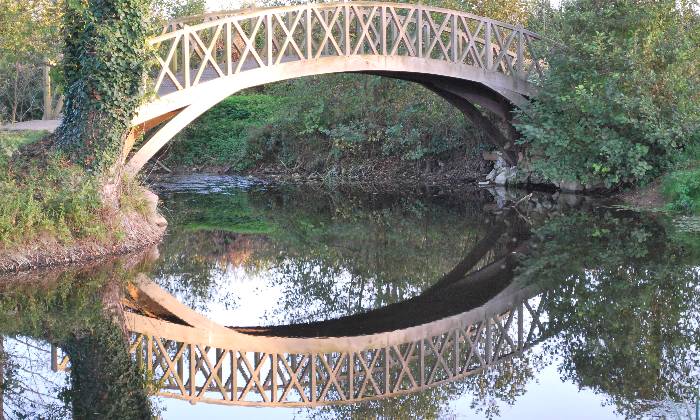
[
  {"xmin": 55, "ymin": 0, "xmax": 150, "ymax": 178},
  {"xmin": 42, "ymin": 64, "xmax": 53, "ymax": 120},
  {"xmin": 11, "ymin": 63, "xmax": 19, "ymax": 123},
  {"xmin": 53, "ymin": 95, "xmax": 64, "ymax": 118}
]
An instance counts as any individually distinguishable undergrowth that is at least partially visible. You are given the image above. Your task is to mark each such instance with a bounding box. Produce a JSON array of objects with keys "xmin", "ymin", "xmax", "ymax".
[
  {"xmin": 0, "ymin": 151, "xmax": 107, "ymax": 246},
  {"xmin": 0, "ymin": 131, "xmax": 150, "ymax": 247},
  {"xmin": 662, "ymin": 144, "xmax": 700, "ymax": 214},
  {"xmin": 166, "ymin": 94, "xmax": 280, "ymax": 170}
]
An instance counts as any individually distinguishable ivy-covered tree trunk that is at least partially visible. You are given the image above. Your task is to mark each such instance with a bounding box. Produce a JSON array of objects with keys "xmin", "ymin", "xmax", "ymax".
[
  {"xmin": 62, "ymin": 319, "xmax": 153, "ymax": 420},
  {"xmin": 56, "ymin": 0, "xmax": 151, "ymax": 183}
]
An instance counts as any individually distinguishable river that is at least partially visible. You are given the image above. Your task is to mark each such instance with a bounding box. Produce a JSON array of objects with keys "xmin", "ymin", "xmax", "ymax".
[{"xmin": 1, "ymin": 174, "xmax": 699, "ymax": 419}]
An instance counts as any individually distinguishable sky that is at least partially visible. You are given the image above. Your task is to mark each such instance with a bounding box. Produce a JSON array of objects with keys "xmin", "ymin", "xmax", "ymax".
[{"xmin": 204, "ymin": 0, "xmax": 564, "ymax": 13}]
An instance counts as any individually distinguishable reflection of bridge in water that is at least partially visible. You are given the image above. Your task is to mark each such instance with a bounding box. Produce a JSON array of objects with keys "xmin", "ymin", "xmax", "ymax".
[{"xmin": 52, "ymin": 219, "xmax": 550, "ymax": 407}]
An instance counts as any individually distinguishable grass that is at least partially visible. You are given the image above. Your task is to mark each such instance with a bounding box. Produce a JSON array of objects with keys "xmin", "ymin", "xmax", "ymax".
[
  {"xmin": 0, "ymin": 152, "xmax": 108, "ymax": 246},
  {"xmin": 0, "ymin": 130, "xmax": 130, "ymax": 247},
  {"xmin": 0, "ymin": 130, "xmax": 48, "ymax": 158}
]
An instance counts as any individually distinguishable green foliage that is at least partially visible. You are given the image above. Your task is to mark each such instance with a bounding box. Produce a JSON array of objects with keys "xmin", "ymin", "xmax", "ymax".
[
  {"xmin": 0, "ymin": 0, "xmax": 63, "ymax": 123},
  {"xmin": 168, "ymin": 94, "xmax": 281, "ymax": 170},
  {"xmin": 56, "ymin": 0, "xmax": 151, "ymax": 173},
  {"xmin": 151, "ymin": 0, "xmax": 205, "ymax": 20},
  {"xmin": 0, "ymin": 130, "xmax": 47, "ymax": 158},
  {"xmin": 663, "ymin": 171, "xmax": 700, "ymax": 214},
  {"xmin": 167, "ymin": 76, "xmax": 481, "ymax": 174},
  {"xmin": 660, "ymin": 143, "xmax": 700, "ymax": 213},
  {"xmin": 516, "ymin": 0, "xmax": 700, "ymax": 188},
  {"xmin": 238, "ymin": 75, "xmax": 477, "ymax": 173},
  {"xmin": 0, "ymin": 152, "xmax": 107, "ymax": 245}
]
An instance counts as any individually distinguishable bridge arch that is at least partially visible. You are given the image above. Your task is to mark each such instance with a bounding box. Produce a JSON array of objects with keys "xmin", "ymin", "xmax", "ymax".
[{"xmin": 125, "ymin": 2, "xmax": 545, "ymax": 174}]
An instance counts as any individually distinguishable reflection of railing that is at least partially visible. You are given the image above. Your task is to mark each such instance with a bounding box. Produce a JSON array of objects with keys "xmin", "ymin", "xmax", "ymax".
[
  {"xmin": 52, "ymin": 287, "xmax": 549, "ymax": 407},
  {"xmin": 149, "ymin": 2, "xmax": 545, "ymax": 98}
]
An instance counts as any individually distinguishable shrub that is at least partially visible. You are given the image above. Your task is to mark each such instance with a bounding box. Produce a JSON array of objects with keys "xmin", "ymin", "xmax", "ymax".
[
  {"xmin": 167, "ymin": 94, "xmax": 281, "ymax": 170},
  {"xmin": 662, "ymin": 168, "xmax": 700, "ymax": 213},
  {"xmin": 516, "ymin": 0, "xmax": 700, "ymax": 188}
]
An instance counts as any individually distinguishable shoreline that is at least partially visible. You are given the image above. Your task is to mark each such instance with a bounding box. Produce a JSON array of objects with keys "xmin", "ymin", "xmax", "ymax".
[
  {"xmin": 0, "ymin": 170, "xmax": 670, "ymax": 275},
  {"xmin": 0, "ymin": 190, "xmax": 168, "ymax": 274}
]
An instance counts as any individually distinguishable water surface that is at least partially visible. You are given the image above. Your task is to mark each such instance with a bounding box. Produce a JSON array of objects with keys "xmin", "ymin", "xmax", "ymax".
[{"xmin": 1, "ymin": 175, "xmax": 699, "ymax": 419}]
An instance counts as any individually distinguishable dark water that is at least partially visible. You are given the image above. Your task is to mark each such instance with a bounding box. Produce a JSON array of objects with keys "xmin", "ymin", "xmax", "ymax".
[{"xmin": 2, "ymin": 175, "xmax": 700, "ymax": 419}]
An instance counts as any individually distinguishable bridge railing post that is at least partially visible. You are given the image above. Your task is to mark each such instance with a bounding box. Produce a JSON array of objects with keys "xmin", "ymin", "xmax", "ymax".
[
  {"xmin": 381, "ymin": 6, "xmax": 387, "ymax": 56},
  {"xmin": 306, "ymin": 6, "xmax": 313, "ymax": 59},
  {"xmin": 417, "ymin": 8, "xmax": 423, "ymax": 58},
  {"xmin": 266, "ymin": 14, "xmax": 273, "ymax": 66},
  {"xmin": 517, "ymin": 26, "xmax": 525, "ymax": 77},
  {"xmin": 344, "ymin": 4, "xmax": 351, "ymax": 56},
  {"xmin": 183, "ymin": 26, "xmax": 191, "ymax": 88},
  {"xmin": 451, "ymin": 13, "xmax": 458, "ymax": 63},
  {"xmin": 485, "ymin": 21, "xmax": 492, "ymax": 71}
]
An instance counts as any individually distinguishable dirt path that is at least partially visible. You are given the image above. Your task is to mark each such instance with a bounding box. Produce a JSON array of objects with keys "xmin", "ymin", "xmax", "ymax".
[{"xmin": 1, "ymin": 119, "xmax": 61, "ymax": 133}]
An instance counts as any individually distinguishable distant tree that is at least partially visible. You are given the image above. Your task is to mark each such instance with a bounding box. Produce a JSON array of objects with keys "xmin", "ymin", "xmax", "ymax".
[{"xmin": 0, "ymin": 0, "xmax": 63, "ymax": 123}]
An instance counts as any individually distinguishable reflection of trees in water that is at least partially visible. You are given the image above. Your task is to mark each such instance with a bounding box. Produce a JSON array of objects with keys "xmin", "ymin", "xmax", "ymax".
[
  {"xmin": 154, "ymin": 187, "xmax": 494, "ymax": 321},
  {"xmin": 519, "ymin": 209, "xmax": 700, "ymax": 418},
  {"xmin": 286, "ymin": 204, "xmax": 700, "ymax": 419},
  {"xmin": 0, "ymin": 258, "xmax": 155, "ymax": 419}
]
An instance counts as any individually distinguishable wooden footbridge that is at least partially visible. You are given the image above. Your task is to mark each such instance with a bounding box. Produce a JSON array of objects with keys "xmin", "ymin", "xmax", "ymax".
[{"xmin": 123, "ymin": 2, "xmax": 546, "ymax": 173}]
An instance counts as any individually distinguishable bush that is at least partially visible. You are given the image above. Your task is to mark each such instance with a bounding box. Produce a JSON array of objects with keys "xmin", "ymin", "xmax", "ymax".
[
  {"xmin": 516, "ymin": 0, "xmax": 700, "ymax": 188},
  {"xmin": 662, "ymin": 144, "xmax": 700, "ymax": 213},
  {"xmin": 167, "ymin": 94, "xmax": 281, "ymax": 170},
  {"xmin": 662, "ymin": 168, "xmax": 700, "ymax": 213},
  {"xmin": 244, "ymin": 74, "xmax": 479, "ymax": 170}
]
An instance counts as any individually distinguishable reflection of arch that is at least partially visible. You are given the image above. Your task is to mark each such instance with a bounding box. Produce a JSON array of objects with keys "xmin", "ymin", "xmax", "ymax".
[
  {"xmin": 48, "ymin": 217, "xmax": 550, "ymax": 407},
  {"xmin": 116, "ymin": 278, "xmax": 548, "ymax": 407},
  {"xmin": 125, "ymin": 2, "xmax": 546, "ymax": 173}
]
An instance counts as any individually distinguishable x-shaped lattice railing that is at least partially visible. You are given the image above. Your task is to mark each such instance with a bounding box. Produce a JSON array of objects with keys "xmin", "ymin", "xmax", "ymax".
[{"xmin": 147, "ymin": 2, "xmax": 545, "ymax": 98}]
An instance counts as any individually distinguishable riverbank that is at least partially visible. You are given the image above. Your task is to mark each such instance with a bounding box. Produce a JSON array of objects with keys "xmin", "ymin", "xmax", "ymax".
[
  {"xmin": 0, "ymin": 130, "xmax": 167, "ymax": 273},
  {"xmin": 0, "ymin": 188, "xmax": 167, "ymax": 273}
]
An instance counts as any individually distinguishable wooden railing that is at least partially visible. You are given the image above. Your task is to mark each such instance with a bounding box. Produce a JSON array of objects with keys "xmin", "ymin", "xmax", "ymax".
[{"xmin": 148, "ymin": 2, "xmax": 545, "ymax": 98}]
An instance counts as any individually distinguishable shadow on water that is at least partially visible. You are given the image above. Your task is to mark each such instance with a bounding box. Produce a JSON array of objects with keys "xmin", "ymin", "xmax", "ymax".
[{"xmin": 0, "ymin": 176, "xmax": 699, "ymax": 418}]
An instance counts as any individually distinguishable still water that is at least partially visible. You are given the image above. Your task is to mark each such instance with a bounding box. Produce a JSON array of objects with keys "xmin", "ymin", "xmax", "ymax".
[{"xmin": 1, "ymin": 175, "xmax": 699, "ymax": 419}]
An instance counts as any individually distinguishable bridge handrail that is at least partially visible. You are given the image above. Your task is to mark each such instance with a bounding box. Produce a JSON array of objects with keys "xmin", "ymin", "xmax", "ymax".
[
  {"xmin": 146, "ymin": 1, "xmax": 546, "ymax": 100},
  {"xmin": 157, "ymin": 2, "xmax": 543, "ymax": 41}
]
